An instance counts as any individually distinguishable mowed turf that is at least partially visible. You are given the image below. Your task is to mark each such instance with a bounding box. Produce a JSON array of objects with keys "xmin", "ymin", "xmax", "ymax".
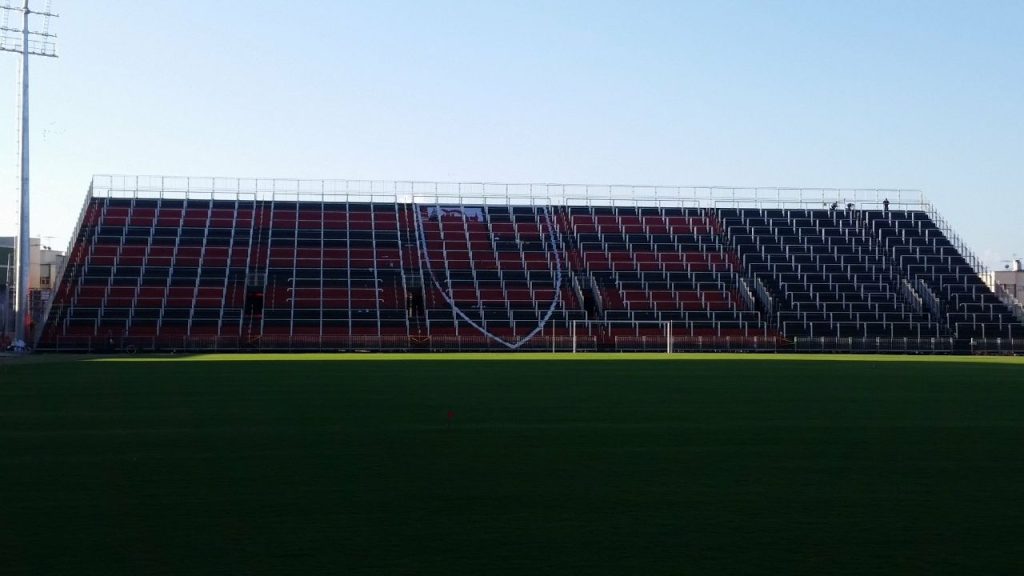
[{"xmin": 2, "ymin": 355, "xmax": 1024, "ymax": 575}]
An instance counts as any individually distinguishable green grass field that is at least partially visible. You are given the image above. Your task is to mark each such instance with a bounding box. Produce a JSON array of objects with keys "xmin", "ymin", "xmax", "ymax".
[{"xmin": 3, "ymin": 354, "xmax": 1024, "ymax": 575}]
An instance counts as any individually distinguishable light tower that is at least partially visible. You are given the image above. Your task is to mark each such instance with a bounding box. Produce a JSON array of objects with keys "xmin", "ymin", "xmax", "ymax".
[{"xmin": 0, "ymin": 0, "xmax": 57, "ymax": 350}]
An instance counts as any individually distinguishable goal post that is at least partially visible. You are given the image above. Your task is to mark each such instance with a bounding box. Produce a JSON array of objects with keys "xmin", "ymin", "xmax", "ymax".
[{"xmin": 570, "ymin": 319, "xmax": 776, "ymax": 354}]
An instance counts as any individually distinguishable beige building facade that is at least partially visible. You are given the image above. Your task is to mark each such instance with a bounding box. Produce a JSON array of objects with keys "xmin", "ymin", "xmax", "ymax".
[{"xmin": 986, "ymin": 259, "xmax": 1024, "ymax": 311}]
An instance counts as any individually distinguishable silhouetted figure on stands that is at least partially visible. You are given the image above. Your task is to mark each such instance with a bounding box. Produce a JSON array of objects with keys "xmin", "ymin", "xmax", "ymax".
[
  {"xmin": 407, "ymin": 289, "xmax": 425, "ymax": 317},
  {"xmin": 830, "ymin": 201, "xmax": 838, "ymax": 212},
  {"xmin": 883, "ymin": 198, "xmax": 890, "ymax": 213}
]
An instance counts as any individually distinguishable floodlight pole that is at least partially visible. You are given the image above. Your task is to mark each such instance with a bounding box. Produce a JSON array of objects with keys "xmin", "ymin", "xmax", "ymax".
[
  {"xmin": 15, "ymin": 0, "xmax": 30, "ymax": 348},
  {"xmin": 1, "ymin": 0, "xmax": 57, "ymax": 350}
]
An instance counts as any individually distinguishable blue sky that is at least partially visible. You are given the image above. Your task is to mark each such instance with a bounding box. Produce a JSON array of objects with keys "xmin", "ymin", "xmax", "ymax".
[{"xmin": 1, "ymin": 1, "xmax": 1021, "ymax": 266}]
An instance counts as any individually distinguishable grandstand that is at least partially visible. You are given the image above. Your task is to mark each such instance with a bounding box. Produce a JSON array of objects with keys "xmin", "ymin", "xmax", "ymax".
[{"xmin": 35, "ymin": 175, "xmax": 1024, "ymax": 353}]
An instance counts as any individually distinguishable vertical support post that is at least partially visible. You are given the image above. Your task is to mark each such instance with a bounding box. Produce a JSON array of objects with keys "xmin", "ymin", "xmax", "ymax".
[
  {"xmin": 571, "ymin": 320, "xmax": 577, "ymax": 354},
  {"xmin": 666, "ymin": 321, "xmax": 672, "ymax": 354},
  {"xmin": 14, "ymin": 0, "xmax": 31, "ymax": 347}
]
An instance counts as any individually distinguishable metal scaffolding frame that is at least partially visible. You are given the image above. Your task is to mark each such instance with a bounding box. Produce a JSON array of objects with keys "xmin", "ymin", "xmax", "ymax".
[
  {"xmin": 86, "ymin": 175, "xmax": 983, "ymax": 277},
  {"xmin": 36, "ymin": 174, "xmax": 995, "ymax": 350}
]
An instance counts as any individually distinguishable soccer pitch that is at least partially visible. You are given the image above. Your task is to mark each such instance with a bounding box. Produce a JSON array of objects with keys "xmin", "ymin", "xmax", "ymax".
[{"xmin": 3, "ymin": 354, "xmax": 1024, "ymax": 575}]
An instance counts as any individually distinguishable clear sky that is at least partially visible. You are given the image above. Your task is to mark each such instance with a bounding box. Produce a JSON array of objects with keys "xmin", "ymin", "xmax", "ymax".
[{"xmin": 0, "ymin": 1, "xmax": 1021, "ymax": 267}]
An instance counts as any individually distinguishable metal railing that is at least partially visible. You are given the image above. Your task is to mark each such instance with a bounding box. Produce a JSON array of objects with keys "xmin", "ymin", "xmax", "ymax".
[
  {"xmin": 900, "ymin": 279, "xmax": 923, "ymax": 314},
  {"xmin": 792, "ymin": 337, "xmax": 958, "ymax": 354},
  {"xmin": 38, "ymin": 333, "xmax": 1022, "ymax": 355},
  {"xmin": 751, "ymin": 276, "xmax": 775, "ymax": 319},
  {"xmin": 33, "ymin": 184, "xmax": 95, "ymax": 345},
  {"xmin": 914, "ymin": 278, "xmax": 943, "ymax": 325},
  {"xmin": 736, "ymin": 275, "xmax": 757, "ymax": 311},
  {"xmin": 90, "ymin": 175, "xmax": 925, "ymax": 211},
  {"xmin": 921, "ymin": 200, "xmax": 987, "ymax": 278}
]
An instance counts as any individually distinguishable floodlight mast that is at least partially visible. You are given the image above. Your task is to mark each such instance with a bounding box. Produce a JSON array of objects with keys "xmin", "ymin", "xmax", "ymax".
[{"xmin": 0, "ymin": 0, "xmax": 57, "ymax": 351}]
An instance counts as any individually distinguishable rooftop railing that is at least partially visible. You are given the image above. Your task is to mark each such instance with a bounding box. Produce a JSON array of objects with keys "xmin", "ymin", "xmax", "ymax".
[{"xmin": 90, "ymin": 174, "xmax": 925, "ymax": 210}]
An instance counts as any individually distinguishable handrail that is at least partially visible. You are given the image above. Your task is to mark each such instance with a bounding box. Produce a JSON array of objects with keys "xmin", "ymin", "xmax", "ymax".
[
  {"xmin": 914, "ymin": 278, "xmax": 943, "ymax": 324},
  {"xmin": 751, "ymin": 276, "xmax": 775, "ymax": 321},
  {"xmin": 736, "ymin": 275, "xmax": 757, "ymax": 311},
  {"xmin": 921, "ymin": 200, "xmax": 988, "ymax": 278},
  {"xmin": 899, "ymin": 279, "xmax": 923, "ymax": 314},
  {"xmin": 89, "ymin": 174, "xmax": 926, "ymax": 210},
  {"xmin": 34, "ymin": 182, "xmax": 94, "ymax": 345}
]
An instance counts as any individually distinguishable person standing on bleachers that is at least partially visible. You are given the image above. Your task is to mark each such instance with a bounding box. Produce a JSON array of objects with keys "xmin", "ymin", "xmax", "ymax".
[{"xmin": 883, "ymin": 198, "xmax": 890, "ymax": 213}]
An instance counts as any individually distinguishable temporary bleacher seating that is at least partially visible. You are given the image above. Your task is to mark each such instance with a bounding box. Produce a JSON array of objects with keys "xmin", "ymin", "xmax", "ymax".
[{"xmin": 37, "ymin": 194, "xmax": 1024, "ymax": 351}]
